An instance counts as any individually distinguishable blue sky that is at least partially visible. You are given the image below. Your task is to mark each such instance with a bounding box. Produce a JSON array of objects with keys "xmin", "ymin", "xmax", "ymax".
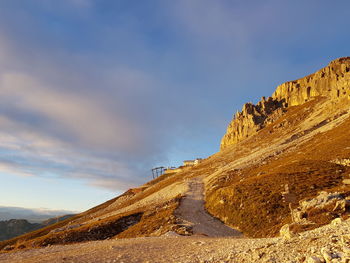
[{"xmin": 0, "ymin": 0, "xmax": 349, "ymax": 211}]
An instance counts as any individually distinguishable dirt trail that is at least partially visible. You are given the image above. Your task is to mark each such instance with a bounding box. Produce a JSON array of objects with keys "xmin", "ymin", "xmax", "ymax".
[{"xmin": 175, "ymin": 177, "xmax": 242, "ymax": 237}]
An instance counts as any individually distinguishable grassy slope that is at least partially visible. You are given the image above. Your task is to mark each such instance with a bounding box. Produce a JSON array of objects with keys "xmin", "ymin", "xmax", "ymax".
[
  {"xmin": 0, "ymin": 194, "xmax": 125, "ymax": 250},
  {"xmin": 206, "ymin": 98, "xmax": 350, "ymax": 237},
  {"xmin": 0, "ymin": 167, "xmax": 190, "ymax": 251}
]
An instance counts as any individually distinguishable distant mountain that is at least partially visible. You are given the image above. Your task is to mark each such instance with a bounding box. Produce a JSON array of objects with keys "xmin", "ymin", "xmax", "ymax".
[
  {"xmin": 0, "ymin": 214, "xmax": 76, "ymax": 241},
  {"xmin": 41, "ymin": 214, "xmax": 76, "ymax": 226},
  {"xmin": 0, "ymin": 206, "xmax": 77, "ymax": 241},
  {"xmin": 0, "ymin": 220, "xmax": 41, "ymax": 241},
  {"xmin": 0, "ymin": 206, "xmax": 78, "ymax": 223}
]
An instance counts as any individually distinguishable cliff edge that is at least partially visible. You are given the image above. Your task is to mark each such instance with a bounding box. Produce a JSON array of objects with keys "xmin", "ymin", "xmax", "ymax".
[{"xmin": 220, "ymin": 57, "xmax": 350, "ymax": 150}]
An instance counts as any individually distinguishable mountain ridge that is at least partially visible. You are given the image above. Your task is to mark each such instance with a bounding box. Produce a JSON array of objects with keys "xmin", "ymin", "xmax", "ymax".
[
  {"xmin": 220, "ymin": 57, "xmax": 350, "ymax": 150},
  {"xmin": 0, "ymin": 206, "xmax": 77, "ymax": 223},
  {"xmin": 0, "ymin": 215, "xmax": 75, "ymax": 242}
]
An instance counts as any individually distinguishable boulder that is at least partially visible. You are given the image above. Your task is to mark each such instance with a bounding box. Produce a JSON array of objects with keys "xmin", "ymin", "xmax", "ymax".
[{"xmin": 279, "ymin": 224, "xmax": 295, "ymax": 240}]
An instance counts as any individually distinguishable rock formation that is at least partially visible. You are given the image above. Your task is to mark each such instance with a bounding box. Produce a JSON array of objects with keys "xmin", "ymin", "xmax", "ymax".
[{"xmin": 220, "ymin": 57, "xmax": 350, "ymax": 150}]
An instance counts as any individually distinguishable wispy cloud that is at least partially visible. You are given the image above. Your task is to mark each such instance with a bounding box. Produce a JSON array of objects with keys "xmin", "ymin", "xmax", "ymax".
[
  {"xmin": 0, "ymin": 72, "xmax": 143, "ymax": 150},
  {"xmin": 0, "ymin": 0, "xmax": 349, "ymax": 197},
  {"xmin": 0, "ymin": 26, "xmax": 169, "ymax": 192}
]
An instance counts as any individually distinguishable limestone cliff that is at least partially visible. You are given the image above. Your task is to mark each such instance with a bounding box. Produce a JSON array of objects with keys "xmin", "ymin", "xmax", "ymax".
[{"xmin": 220, "ymin": 57, "xmax": 350, "ymax": 150}]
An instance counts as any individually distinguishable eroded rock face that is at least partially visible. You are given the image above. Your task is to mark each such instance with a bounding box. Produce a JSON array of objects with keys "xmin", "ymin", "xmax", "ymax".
[
  {"xmin": 291, "ymin": 191, "xmax": 350, "ymax": 223},
  {"xmin": 220, "ymin": 97, "xmax": 285, "ymax": 148},
  {"xmin": 220, "ymin": 57, "xmax": 350, "ymax": 150}
]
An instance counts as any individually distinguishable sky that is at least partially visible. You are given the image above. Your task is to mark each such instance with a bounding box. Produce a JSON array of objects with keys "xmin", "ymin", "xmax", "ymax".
[{"xmin": 0, "ymin": 0, "xmax": 349, "ymax": 212}]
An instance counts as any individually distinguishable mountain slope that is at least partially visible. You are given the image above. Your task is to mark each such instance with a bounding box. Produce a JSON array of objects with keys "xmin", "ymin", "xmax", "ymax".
[
  {"xmin": 1, "ymin": 57, "xmax": 350, "ymax": 252},
  {"xmin": 0, "ymin": 220, "xmax": 41, "ymax": 242},
  {"xmin": 206, "ymin": 57, "xmax": 350, "ymax": 237},
  {"xmin": 0, "ymin": 215, "xmax": 75, "ymax": 242}
]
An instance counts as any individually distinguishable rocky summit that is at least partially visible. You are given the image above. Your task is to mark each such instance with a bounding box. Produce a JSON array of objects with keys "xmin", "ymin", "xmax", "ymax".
[
  {"xmin": 2, "ymin": 57, "xmax": 350, "ymax": 262},
  {"xmin": 220, "ymin": 57, "xmax": 350, "ymax": 150}
]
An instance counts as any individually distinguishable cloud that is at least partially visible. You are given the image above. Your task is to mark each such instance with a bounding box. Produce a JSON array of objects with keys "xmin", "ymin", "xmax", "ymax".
[
  {"xmin": 0, "ymin": 72, "xmax": 143, "ymax": 151},
  {"xmin": 0, "ymin": 162, "xmax": 34, "ymax": 177},
  {"xmin": 0, "ymin": 0, "xmax": 349, "ymax": 197},
  {"xmin": 0, "ymin": 56, "xmax": 146, "ymax": 190},
  {"xmin": 0, "ymin": 28, "xmax": 168, "ymax": 191},
  {"xmin": 0, "ymin": 126, "xmax": 140, "ymax": 190}
]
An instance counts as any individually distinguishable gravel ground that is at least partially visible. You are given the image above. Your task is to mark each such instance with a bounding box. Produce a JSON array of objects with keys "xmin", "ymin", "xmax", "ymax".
[{"xmin": 1, "ymin": 214, "xmax": 350, "ymax": 262}]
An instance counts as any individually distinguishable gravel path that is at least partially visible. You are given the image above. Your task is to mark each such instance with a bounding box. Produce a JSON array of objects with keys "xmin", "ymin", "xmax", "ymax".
[{"xmin": 175, "ymin": 177, "xmax": 242, "ymax": 237}]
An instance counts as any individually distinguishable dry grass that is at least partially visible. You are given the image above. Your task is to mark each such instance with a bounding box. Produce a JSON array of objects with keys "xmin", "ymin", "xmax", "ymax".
[
  {"xmin": 0, "ymin": 187, "xmax": 181, "ymax": 251},
  {"xmin": 117, "ymin": 196, "xmax": 183, "ymax": 238},
  {"xmin": 0, "ymin": 194, "xmax": 125, "ymax": 251},
  {"xmin": 206, "ymin": 160, "xmax": 349, "ymax": 237},
  {"xmin": 30, "ymin": 212, "xmax": 143, "ymax": 247},
  {"xmin": 0, "ymin": 196, "xmax": 183, "ymax": 252},
  {"xmin": 205, "ymin": 99, "xmax": 350, "ymax": 237},
  {"xmin": 0, "ymin": 163, "xmax": 186, "ymax": 253}
]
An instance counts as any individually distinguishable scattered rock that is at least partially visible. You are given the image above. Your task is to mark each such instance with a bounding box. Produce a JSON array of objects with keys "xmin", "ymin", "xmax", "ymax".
[
  {"xmin": 332, "ymin": 218, "xmax": 343, "ymax": 226},
  {"xmin": 341, "ymin": 235, "xmax": 350, "ymax": 246},
  {"xmin": 307, "ymin": 256, "xmax": 324, "ymax": 263},
  {"xmin": 280, "ymin": 224, "xmax": 296, "ymax": 239},
  {"xmin": 321, "ymin": 248, "xmax": 334, "ymax": 262},
  {"xmin": 332, "ymin": 159, "xmax": 350, "ymax": 167},
  {"xmin": 290, "ymin": 191, "xmax": 350, "ymax": 228},
  {"xmin": 3, "ymin": 245, "xmax": 15, "ymax": 251},
  {"xmin": 162, "ymin": 231, "xmax": 181, "ymax": 237}
]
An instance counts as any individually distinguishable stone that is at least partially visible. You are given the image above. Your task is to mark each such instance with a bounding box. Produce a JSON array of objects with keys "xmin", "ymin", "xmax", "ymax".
[
  {"xmin": 280, "ymin": 224, "xmax": 295, "ymax": 240},
  {"xmin": 3, "ymin": 245, "xmax": 15, "ymax": 251},
  {"xmin": 332, "ymin": 218, "xmax": 343, "ymax": 226},
  {"xmin": 309, "ymin": 247, "xmax": 317, "ymax": 253},
  {"xmin": 162, "ymin": 231, "xmax": 181, "ymax": 237},
  {"xmin": 321, "ymin": 248, "xmax": 336, "ymax": 262},
  {"xmin": 341, "ymin": 235, "xmax": 350, "ymax": 246},
  {"xmin": 307, "ymin": 256, "xmax": 324, "ymax": 263},
  {"xmin": 343, "ymin": 247, "xmax": 350, "ymax": 255},
  {"xmin": 290, "ymin": 191, "xmax": 349, "ymax": 227}
]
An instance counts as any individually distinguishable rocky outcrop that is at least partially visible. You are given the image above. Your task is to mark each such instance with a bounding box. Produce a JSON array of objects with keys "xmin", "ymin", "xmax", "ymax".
[
  {"xmin": 273, "ymin": 57, "xmax": 350, "ymax": 106},
  {"xmin": 291, "ymin": 191, "xmax": 350, "ymax": 222},
  {"xmin": 220, "ymin": 57, "xmax": 350, "ymax": 150},
  {"xmin": 220, "ymin": 97, "xmax": 286, "ymax": 148}
]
